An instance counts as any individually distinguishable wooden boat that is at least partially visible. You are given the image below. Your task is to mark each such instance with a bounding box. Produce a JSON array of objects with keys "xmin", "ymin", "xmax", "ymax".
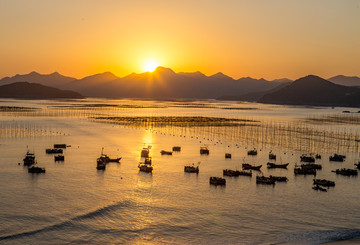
[
  {"xmin": 54, "ymin": 144, "xmax": 66, "ymax": 148},
  {"xmin": 200, "ymin": 146, "xmax": 209, "ymax": 155},
  {"xmin": 138, "ymin": 163, "xmax": 153, "ymax": 172},
  {"xmin": 269, "ymin": 152, "xmax": 276, "ymax": 160},
  {"xmin": 23, "ymin": 151, "xmax": 36, "ymax": 166},
  {"xmin": 184, "ymin": 165, "xmax": 199, "ymax": 173},
  {"xmin": 141, "ymin": 147, "xmax": 150, "ymax": 158},
  {"xmin": 98, "ymin": 148, "xmax": 121, "ymax": 163},
  {"xmin": 332, "ymin": 168, "xmax": 358, "ymax": 176},
  {"xmin": 144, "ymin": 157, "xmax": 152, "ymax": 165},
  {"xmin": 294, "ymin": 167, "xmax": 316, "ymax": 176},
  {"xmin": 267, "ymin": 162, "xmax": 289, "ymax": 169},
  {"xmin": 256, "ymin": 176, "xmax": 275, "ymax": 185},
  {"xmin": 313, "ymin": 179, "xmax": 335, "ymax": 187},
  {"xmin": 315, "ymin": 154, "xmax": 321, "ymax": 159},
  {"xmin": 242, "ymin": 163, "xmax": 262, "ymax": 171},
  {"xmin": 269, "ymin": 175, "xmax": 288, "ymax": 182},
  {"xmin": 301, "ymin": 163, "xmax": 322, "ymax": 170},
  {"xmin": 209, "ymin": 177, "xmax": 226, "ymax": 185},
  {"xmin": 225, "ymin": 153, "xmax": 232, "ymax": 159},
  {"xmin": 28, "ymin": 166, "xmax": 45, "ymax": 173},
  {"xmin": 96, "ymin": 161, "xmax": 106, "ymax": 170},
  {"xmin": 54, "ymin": 155, "xmax": 64, "ymax": 161},
  {"xmin": 329, "ymin": 153, "xmax": 346, "ymax": 162},
  {"xmin": 160, "ymin": 150, "xmax": 173, "ymax": 155},
  {"xmin": 172, "ymin": 146, "xmax": 181, "ymax": 152},
  {"xmin": 300, "ymin": 154, "xmax": 315, "ymax": 162},
  {"xmin": 247, "ymin": 149, "xmax": 257, "ymax": 156},
  {"xmin": 46, "ymin": 148, "xmax": 63, "ymax": 154},
  {"xmin": 312, "ymin": 185, "xmax": 327, "ymax": 192}
]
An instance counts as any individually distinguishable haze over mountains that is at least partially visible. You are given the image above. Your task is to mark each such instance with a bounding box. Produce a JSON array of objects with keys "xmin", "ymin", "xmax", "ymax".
[{"xmin": 0, "ymin": 67, "xmax": 360, "ymax": 106}]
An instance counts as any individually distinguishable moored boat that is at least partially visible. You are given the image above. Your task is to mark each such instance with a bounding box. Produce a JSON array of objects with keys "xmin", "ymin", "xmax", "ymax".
[
  {"xmin": 225, "ymin": 153, "xmax": 231, "ymax": 159},
  {"xmin": 209, "ymin": 177, "xmax": 226, "ymax": 185},
  {"xmin": 301, "ymin": 163, "xmax": 322, "ymax": 170},
  {"xmin": 312, "ymin": 185, "xmax": 327, "ymax": 192},
  {"xmin": 23, "ymin": 151, "xmax": 36, "ymax": 166},
  {"xmin": 28, "ymin": 166, "xmax": 45, "ymax": 173},
  {"xmin": 242, "ymin": 163, "xmax": 262, "ymax": 171},
  {"xmin": 313, "ymin": 179, "xmax": 335, "ymax": 187},
  {"xmin": 144, "ymin": 157, "xmax": 152, "ymax": 165},
  {"xmin": 294, "ymin": 167, "xmax": 316, "ymax": 176},
  {"xmin": 184, "ymin": 165, "xmax": 199, "ymax": 173},
  {"xmin": 138, "ymin": 163, "xmax": 153, "ymax": 172},
  {"xmin": 54, "ymin": 155, "xmax": 64, "ymax": 161},
  {"xmin": 247, "ymin": 149, "xmax": 257, "ymax": 156},
  {"xmin": 141, "ymin": 147, "xmax": 150, "ymax": 158},
  {"xmin": 300, "ymin": 154, "xmax": 315, "ymax": 162},
  {"xmin": 332, "ymin": 168, "xmax": 357, "ymax": 176},
  {"xmin": 46, "ymin": 148, "xmax": 63, "ymax": 154},
  {"xmin": 172, "ymin": 146, "xmax": 181, "ymax": 152},
  {"xmin": 54, "ymin": 144, "xmax": 66, "ymax": 148},
  {"xmin": 160, "ymin": 150, "xmax": 173, "ymax": 155},
  {"xmin": 267, "ymin": 162, "xmax": 289, "ymax": 169},
  {"xmin": 96, "ymin": 161, "xmax": 106, "ymax": 170},
  {"xmin": 269, "ymin": 151, "xmax": 276, "ymax": 160},
  {"xmin": 329, "ymin": 153, "xmax": 346, "ymax": 162},
  {"xmin": 200, "ymin": 146, "xmax": 209, "ymax": 155},
  {"xmin": 256, "ymin": 176, "xmax": 275, "ymax": 185},
  {"xmin": 98, "ymin": 148, "xmax": 121, "ymax": 163}
]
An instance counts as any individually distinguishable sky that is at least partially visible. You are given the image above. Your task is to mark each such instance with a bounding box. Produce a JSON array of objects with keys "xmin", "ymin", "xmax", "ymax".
[{"xmin": 0, "ymin": 0, "xmax": 360, "ymax": 80}]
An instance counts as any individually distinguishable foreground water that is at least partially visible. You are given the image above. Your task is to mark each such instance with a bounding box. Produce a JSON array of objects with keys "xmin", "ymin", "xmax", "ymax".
[{"xmin": 0, "ymin": 99, "xmax": 359, "ymax": 244}]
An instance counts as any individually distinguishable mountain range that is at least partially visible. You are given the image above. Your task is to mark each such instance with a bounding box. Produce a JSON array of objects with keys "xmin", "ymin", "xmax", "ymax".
[{"xmin": 0, "ymin": 68, "xmax": 360, "ymax": 106}]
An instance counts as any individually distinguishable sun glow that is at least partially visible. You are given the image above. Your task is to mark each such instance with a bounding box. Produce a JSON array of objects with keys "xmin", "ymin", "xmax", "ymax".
[{"xmin": 143, "ymin": 59, "xmax": 160, "ymax": 72}]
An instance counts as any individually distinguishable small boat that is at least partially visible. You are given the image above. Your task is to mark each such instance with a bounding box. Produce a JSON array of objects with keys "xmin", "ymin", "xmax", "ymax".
[
  {"xmin": 200, "ymin": 146, "xmax": 209, "ymax": 155},
  {"xmin": 313, "ymin": 179, "xmax": 335, "ymax": 187},
  {"xmin": 225, "ymin": 153, "xmax": 232, "ymax": 159},
  {"xmin": 332, "ymin": 168, "xmax": 358, "ymax": 176},
  {"xmin": 223, "ymin": 169, "xmax": 240, "ymax": 177},
  {"xmin": 329, "ymin": 153, "xmax": 346, "ymax": 162},
  {"xmin": 247, "ymin": 149, "xmax": 257, "ymax": 156},
  {"xmin": 138, "ymin": 163, "xmax": 153, "ymax": 172},
  {"xmin": 315, "ymin": 154, "xmax": 321, "ymax": 159},
  {"xmin": 209, "ymin": 177, "xmax": 226, "ymax": 185},
  {"xmin": 144, "ymin": 157, "xmax": 152, "ymax": 165},
  {"xmin": 46, "ymin": 149, "xmax": 63, "ymax": 154},
  {"xmin": 184, "ymin": 165, "xmax": 199, "ymax": 173},
  {"xmin": 160, "ymin": 150, "xmax": 173, "ymax": 155},
  {"xmin": 301, "ymin": 163, "xmax": 322, "ymax": 170},
  {"xmin": 23, "ymin": 151, "xmax": 36, "ymax": 166},
  {"xmin": 267, "ymin": 162, "xmax": 289, "ymax": 169},
  {"xmin": 172, "ymin": 146, "xmax": 181, "ymax": 152},
  {"xmin": 269, "ymin": 175, "xmax": 288, "ymax": 182},
  {"xmin": 237, "ymin": 170, "xmax": 252, "ymax": 177},
  {"xmin": 54, "ymin": 155, "xmax": 64, "ymax": 161},
  {"xmin": 269, "ymin": 151, "xmax": 276, "ymax": 160},
  {"xmin": 312, "ymin": 185, "xmax": 327, "ymax": 192},
  {"xmin": 98, "ymin": 148, "xmax": 121, "ymax": 163},
  {"xmin": 294, "ymin": 167, "xmax": 316, "ymax": 176},
  {"xmin": 28, "ymin": 166, "xmax": 45, "ymax": 173},
  {"xmin": 242, "ymin": 163, "xmax": 262, "ymax": 171},
  {"xmin": 54, "ymin": 144, "xmax": 67, "ymax": 148},
  {"xmin": 256, "ymin": 176, "xmax": 275, "ymax": 185},
  {"xmin": 300, "ymin": 154, "xmax": 315, "ymax": 162},
  {"xmin": 141, "ymin": 147, "xmax": 150, "ymax": 158}
]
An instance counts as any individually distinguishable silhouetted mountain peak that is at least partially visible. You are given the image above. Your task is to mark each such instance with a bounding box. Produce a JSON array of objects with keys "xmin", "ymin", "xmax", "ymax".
[
  {"xmin": 328, "ymin": 75, "xmax": 360, "ymax": 87},
  {"xmin": 153, "ymin": 66, "xmax": 176, "ymax": 75},
  {"xmin": 210, "ymin": 72, "xmax": 233, "ymax": 80},
  {"xmin": 292, "ymin": 75, "xmax": 335, "ymax": 87}
]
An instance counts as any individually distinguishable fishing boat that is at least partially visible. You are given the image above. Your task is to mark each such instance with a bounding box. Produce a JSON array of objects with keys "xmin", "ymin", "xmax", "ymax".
[
  {"xmin": 23, "ymin": 151, "xmax": 36, "ymax": 166},
  {"xmin": 301, "ymin": 163, "xmax": 322, "ymax": 170},
  {"xmin": 225, "ymin": 153, "xmax": 232, "ymax": 159},
  {"xmin": 312, "ymin": 185, "xmax": 327, "ymax": 192},
  {"xmin": 329, "ymin": 153, "xmax": 346, "ymax": 162},
  {"xmin": 223, "ymin": 169, "xmax": 240, "ymax": 177},
  {"xmin": 184, "ymin": 165, "xmax": 199, "ymax": 173},
  {"xmin": 144, "ymin": 157, "xmax": 152, "ymax": 165},
  {"xmin": 96, "ymin": 160, "xmax": 106, "ymax": 170},
  {"xmin": 209, "ymin": 177, "xmax": 226, "ymax": 185},
  {"xmin": 267, "ymin": 162, "xmax": 289, "ymax": 169},
  {"xmin": 172, "ymin": 146, "xmax": 181, "ymax": 152},
  {"xmin": 332, "ymin": 168, "xmax": 357, "ymax": 176},
  {"xmin": 256, "ymin": 176, "xmax": 275, "ymax": 185},
  {"xmin": 54, "ymin": 144, "xmax": 66, "ymax": 148},
  {"xmin": 28, "ymin": 166, "xmax": 45, "ymax": 173},
  {"xmin": 200, "ymin": 146, "xmax": 209, "ymax": 155},
  {"xmin": 98, "ymin": 148, "xmax": 121, "ymax": 163},
  {"xmin": 242, "ymin": 163, "xmax": 262, "ymax": 171},
  {"xmin": 269, "ymin": 151, "xmax": 276, "ymax": 160},
  {"xmin": 315, "ymin": 154, "xmax": 321, "ymax": 159},
  {"xmin": 160, "ymin": 150, "xmax": 173, "ymax": 155},
  {"xmin": 294, "ymin": 167, "xmax": 316, "ymax": 176},
  {"xmin": 247, "ymin": 149, "xmax": 257, "ymax": 156},
  {"xmin": 141, "ymin": 147, "xmax": 150, "ymax": 158},
  {"xmin": 313, "ymin": 179, "xmax": 335, "ymax": 187},
  {"xmin": 138, "ymin": 163, "xmax": 153, "ymax": 172},
  {"xmin": 300, "ymin": 154, "xmax": 315, "ymax": 162},
  {"xmin": 54, "ymin": 155, "xmax": 64, "ymax": 161},
  {"xmin": 46, "ymin": 148, "xmax": 63, "ymax": 154}
]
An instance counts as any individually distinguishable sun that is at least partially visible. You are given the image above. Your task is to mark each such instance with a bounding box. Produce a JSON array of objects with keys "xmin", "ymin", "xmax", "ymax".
[{"xmin": 143, "ymin": 59, "xmax": 160, "ymax": 72}]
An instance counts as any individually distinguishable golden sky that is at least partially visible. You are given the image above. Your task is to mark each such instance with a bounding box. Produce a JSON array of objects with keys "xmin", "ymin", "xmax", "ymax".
[{"xmin": 1, "ymin": 0, "xmax": 359, "ymax": 80}]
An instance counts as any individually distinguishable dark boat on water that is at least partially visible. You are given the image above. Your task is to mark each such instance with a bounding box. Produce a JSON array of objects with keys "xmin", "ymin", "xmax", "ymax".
[
  {"xmin": 313, "ymin": 179, "xmax": 335, "ymax": 187},
  {"xmin": 23, "ymin": 151, "xmax": 36, "ymax": 166},
  {"xmin": 96, "ymin": 160, "xmax": 106, "ymax": 170},
  {"xmin": 172, "ymin": 146, "xmax": 181, "ymax": 152},
  {"xmin": 200, "ymin": 146, "xmax": 209, "ymax": 155},
  {"xmin": 144, "ymin": 157, "xmax": 152, "ymax": 165},
  {"xmin": 223, "ymin": 169, "xmax": 240, "ymax": 177},
  {"xmin": 332, "ymin": 168, "xmax": 358, "ymax": 176},
  {"xmin": 138, "ymin": 163, "xmax": 153, "ymax": 173},
  {"xmin": 300, "ymin": 154, "xmax": 315, "ymax": 163},
  {"xmin": 256, "ymin": 176, "xmax": 275, "ymax": 185},
  {"xmin": 160, "ymin": 150, "xmax": 173, "ymax": 155},
  {"xmin": 242, "ymin": 163, "xmax": 262, "ymax": 171},
  {"xmin": 28, "ymin": 166, "xmax": 45, "ymax": 173},
  {"xmin": 294, "ymin": 167, "xmax": 316, "ymax": 176},
  {"xmin": 269, "ymin": 175, "xmax": 288, "ymax": 182},
  {"xmin": 312, "ymin": 185, "xmax": 327, "ymax": 192},
  {"xmin": 267, "ymin": 162, "xmax": 289, "ymax": 169},
  {"xmin": 315, "ymin": 154, "xmax": 321, "ymax": 159},
  {"xmin": 209, "ymin": 177, "xmax": 226, "ymax": 185},
  {"xmin": 54, "ymin": 144, "xmax": 66, "ymax": 148},
  {"xmin": 247, "ymin": 149, "xmax": 257, "ymax": 156},
  {"xmin": 225, "ymin": 153, "xmax": 232, "ymax": 159},
  {"xmin": 269, "ymin": 151, "xmax": 276, "ymax": 160},
  {"xmin": 46, "ymin": 148, "xmax": 63, "ymax": 154},
  {"xmin": 301, "ymin": 163, "xmax": 322, "ymax": 170},
  {"xmin": 141, "ymin": 147, "xmax": 150, "ymax": 158},
  {"xmin": 54, "ymin": 155, "xmax": 64, "ymax": 161},
  {"xmin": 184, "ymin": 165, "xmax": 199, "ymax": 173},
  {"xmin": 98, "ymin": 148, "xmax": 121, "ymax": 163},
  {"xmin": 329, "ymin": 153, "xmax": 346, "ymax": 162}
]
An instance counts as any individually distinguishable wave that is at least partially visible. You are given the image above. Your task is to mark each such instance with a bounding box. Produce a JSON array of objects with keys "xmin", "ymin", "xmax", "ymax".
[
  {"xmin": 277, "ymin": 229, "xmax": 360, "ymax": 244},
  {"xmin": 0, "ymin": 200, "xmax": 132, "ymax": 241}
]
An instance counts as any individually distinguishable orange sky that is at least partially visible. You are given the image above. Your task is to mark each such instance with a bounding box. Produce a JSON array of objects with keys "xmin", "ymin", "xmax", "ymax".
[{"xmin": 1, "ymin": 0, "xmax": 360, "ymax": 80}]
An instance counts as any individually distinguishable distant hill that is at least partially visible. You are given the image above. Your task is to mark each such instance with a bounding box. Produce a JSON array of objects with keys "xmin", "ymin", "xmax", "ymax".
[
  {"xmin": 0, "ymin": 82, "xmax": 83, "ymax": 99},
  {"xmin": 0, "ymin": 71, "xmax": 76, "ymax": 88},
  {"xmin": 259, "ymin": 75, "xmax": 360, "ymax": 107},
  {"xmin": 328, "ymin": 75, "xmax": 360, "ymax": 87}
]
